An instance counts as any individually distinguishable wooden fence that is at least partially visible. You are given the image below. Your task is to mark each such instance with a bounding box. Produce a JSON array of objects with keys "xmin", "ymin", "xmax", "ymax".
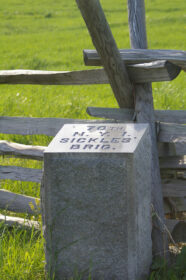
[
  {"xmin": 0, "ymin": 81, "xmax": 185, "ymax": 235},
  {"xmin": 0, "ymin": 0, "xmax": 185, "ymax": 252}
]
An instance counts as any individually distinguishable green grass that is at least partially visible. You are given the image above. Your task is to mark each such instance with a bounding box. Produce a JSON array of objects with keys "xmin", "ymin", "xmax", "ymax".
[
  {"xmin": 0, "ymin": 0, "xmax": 185, "ymax": 279},
  {"xmin": 0, "ymin": 224, "xmax": 45, "ymax": 280},
  {"xmin": 149, "ymin": 247, "xmax": 186, "ymax": 280}
]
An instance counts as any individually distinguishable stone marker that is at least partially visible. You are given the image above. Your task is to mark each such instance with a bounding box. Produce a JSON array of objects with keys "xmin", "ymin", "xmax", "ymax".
[{"xmin": 42, "ymin": 123, "xmax": 152, "ymax": 280}]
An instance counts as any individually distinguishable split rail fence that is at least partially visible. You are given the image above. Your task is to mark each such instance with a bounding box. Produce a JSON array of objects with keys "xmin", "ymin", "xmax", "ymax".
[
  {"xmin": 0, "ymin": 1, "xmax": 186, "ymax": 247},
  {"xmin": 0, "ymin": 56, "xmax": 186, "ymax": 237}
]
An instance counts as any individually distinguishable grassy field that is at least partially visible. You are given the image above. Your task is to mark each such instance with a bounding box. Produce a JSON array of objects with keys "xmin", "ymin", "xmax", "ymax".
[{"xmin": 0, "ymin": 0, "xmax": 185, "ymax": 279}]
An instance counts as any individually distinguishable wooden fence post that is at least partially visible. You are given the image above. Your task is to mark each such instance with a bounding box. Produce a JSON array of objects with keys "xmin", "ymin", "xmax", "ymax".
[
  {"xmin": 127, "ymin": 0, "xmax": 168, "ymax": 258},
  {"xmin": 76, "ymin": 0, "xmax": 134, "ymax": 109}
]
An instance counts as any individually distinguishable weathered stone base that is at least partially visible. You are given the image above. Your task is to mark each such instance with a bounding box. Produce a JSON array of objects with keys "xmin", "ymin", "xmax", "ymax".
[{"xmin": 42, "ymin": 124, "xmax": 152, "ymax": 280}]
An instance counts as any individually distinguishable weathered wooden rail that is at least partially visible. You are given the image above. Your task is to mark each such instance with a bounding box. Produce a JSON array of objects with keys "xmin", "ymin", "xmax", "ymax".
[
  {"xmin": 0, "ymin": 61, "xmax": 181, "ymax": 84},
  {"xmin": 83, "ymin": 49, "xmax": 186, "ymax": 70}
]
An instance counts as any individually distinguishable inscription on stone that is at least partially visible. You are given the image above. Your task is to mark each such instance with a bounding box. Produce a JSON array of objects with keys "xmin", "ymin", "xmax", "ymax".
[
  {"xmin": 46, "ymin": 123, "xmax": 148, "ymax": 153},
  {"xmin": 43, "ymin": 123, "xmax": 152, "ymax": 279}
]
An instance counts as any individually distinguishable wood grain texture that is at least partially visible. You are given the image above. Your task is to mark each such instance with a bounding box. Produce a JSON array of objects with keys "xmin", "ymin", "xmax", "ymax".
[
  {"xmin": 128, "ymin": 0, "xmax": 147, "ymax": 49},
  {"xmin": 155, "ymin": 110, "xmax": 186, "ymax": 124},
  {"xmin": 86, "ymin": 107, "xmax": 134, "ymax": 121},
  {"xmin": 0, "ymin": 69, "xmax": 108, "ymax": 85},
  {"xmin": 158, "ymin": 123, "xmax": 186, "ymax": 143},
  {"xmin": 0, "ymin": 116, "xmax": 116, "ymax": 136},
  {"xmin": 76, "ymin": 0, "xmax": 134, "ymax": 108},
  {"xmin": 0, "ymin": 214, "xmax": 40, "ymax": 229},
  {"xmin": 0, "ymin": 189, "xmax": 40, "ymax": 215},
  {"xmin": 87, "ymin": 107, "xmax": 186, "ymax": 124},
  {"xmin": 0, "ymin": 140, "xmax": 45, "ymax": 160},
  {"xmin": 127, "ymin": 60, "xmax": 181, "ymax": 83},
  {"xmin": 0, "ymin": 61, "xmax": 180, "ymax": 84},
  {"xmin": 84, "ymin": 49, "xmax": 186, "ymax": 71},
  {"xmin": 0, "ymin": 165, "xmax": 42, "ymax": 182},
  {"xmin": 127, "ymin": 0, "xmax": 166, "ymax": 257}
]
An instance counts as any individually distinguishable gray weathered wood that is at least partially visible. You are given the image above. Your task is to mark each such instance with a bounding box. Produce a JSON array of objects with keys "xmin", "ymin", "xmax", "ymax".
[
  {"xmin": 127, "ymin": 0, "xmax": 166, "ymax": 257},
  {"xmin": 161, "ymin": 169, "xmax": 186, "ymax": 181},
  {"xmin": 87, "ymin": 107, "xmax": 186, "ymax": 124},
  {"xmin": 155, "ymin": 111, "xmax": 186, "ymax": 124},
  {"xmin": 84, "ymin": 49, "xmax": 186, "ymax": 71},
  {"xmin": 0, "ymin": 61, "xmax": 180, "ymax": 84},
  {"xmin": 172, "ymin": 143, "xmax": 186, "ymax": 157},
  {"xmin": 128, "ymin": 0, "xmax": 147, "ymax": 48},
  {"xmin": 158, "ymin": 123, "xmax": 186, "ymax": 143},
  {"xmin": 0, "ymin": 140, "xmax": 45, "ymax": 160},
  {"xmin": 0, "ymin": 69, "xmax": 108, "ymax": 85},
  {"xmin": 158, "ymin": 142, "xmax": 186, "ymax": 157},
  {"xmin": 0, "ymin": 189, "xmax": 40, "ymax": 214},
  {"xmin": 0, "ymin": 214, "xmax": 40, "ymax": 229},
  {"xmin": 160, "ymin": 156, "xmax": 186, "ymax": 169},
  {"xmin": 86, "ymin": 107, "xmax": 134, "ymax": 121},
  {"xmin": 0, "ymin": 116, "xmax": 116, "ymax": 136},
  {"xmin": 0, "ymin": 116, "xmax": 75, "ymax": 136},
  {"xmin": 126, "ymin": 61, "xmax": 181, "ymax": 83},
  {"xmin": 162, "ymin": 180, "xmax": 186, "ymax": 197},
  {"xmin": 0, "ymin": 165, "xmax": 42, "ymax": 183},
  {"xmin": 76, "ymin": 0, "xmax": 134, "ymax": 108},
  {"xmin": 164, "ymin": 197, "xmax": 186, "ymax": 214}
]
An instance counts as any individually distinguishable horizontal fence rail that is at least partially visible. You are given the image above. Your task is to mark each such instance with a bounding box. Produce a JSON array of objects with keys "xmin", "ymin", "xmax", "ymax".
[
  {"xmin": 0, "ymin": 214, "xmax": 40, "ymax": 229},
  {"xmin": 160, "ymin": 156, "xmax": 186, "ymax": 170},
  {"xmin": 158, "ymin": 123, "xmax": 186, "ymax": 142},
  {"xmin": 0, "ymin": 60, "xmax": 181, "ymax": 84},
  {"xmin": 86, "ymin": 107, "xmax": 186, "ymax": 124},
  {"xmin": 0, "ymin": 166, "xmax": 42, "ymax": 183},
  {"xmin": 0, "ymin": 140, "xmax": 45, "ymax": 160},
  {"xmin": 83, "ymin": 49, "xmax": 186, "ymax": 71},
  {"xmin": 0, "ymin": 189, "xmax": 40, "ymax": 215},
  {"xmin": 162, "ymin": 180, "xmax": 186, "ymax": 197},
  {"xmin": 158, "ymin": 143, "xmax": 186, "ymax": 157},
  {"xmin": 0, "ymin": 115, "xmax": 186, "ymax": 137},
  {"xmin": 0, "ymin": 117, "xmax": 117, "ymax": 136}
]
